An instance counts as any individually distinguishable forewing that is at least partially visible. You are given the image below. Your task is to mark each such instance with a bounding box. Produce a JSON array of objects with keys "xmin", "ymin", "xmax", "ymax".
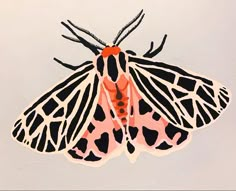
[
  {"xmin": 129, "ymin": 56, "xmax": 231, "ymax": 130},
  {"xmin": 12, "ymin": 63, "xmax": 100, "ymax": 153}
]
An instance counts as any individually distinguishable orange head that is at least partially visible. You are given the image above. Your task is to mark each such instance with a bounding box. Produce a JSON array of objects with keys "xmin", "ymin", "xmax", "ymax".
[{"xmin": 101, "ymin": 45, "xmax": 121, "ymax": 57}]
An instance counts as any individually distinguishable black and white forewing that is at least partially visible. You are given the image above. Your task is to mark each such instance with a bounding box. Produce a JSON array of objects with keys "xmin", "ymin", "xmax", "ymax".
[
  {"xmin": 129, "ymin": 56, "xmax": 231, "ymax": 130},
  {"xmin": 12, "ymin": 63, "xmax": 100, "ymax": 153}
]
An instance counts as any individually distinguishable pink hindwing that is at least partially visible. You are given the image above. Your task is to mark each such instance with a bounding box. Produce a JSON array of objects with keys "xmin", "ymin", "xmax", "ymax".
[
  {"xmin": 127, "ymin": 80, "xmax": 192, "ymax": 161},
  {"xmin": 66, "ymin": 86, "xmax": 124, "ymax": 167},
  {"xmin": 12, "ymin": 10, "xmax": 231, "ymax": 167}
]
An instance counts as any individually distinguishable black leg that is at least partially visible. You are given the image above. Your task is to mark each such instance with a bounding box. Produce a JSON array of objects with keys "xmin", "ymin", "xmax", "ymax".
[
  {"xmin": 53, "ymin": 58, "xmax": 92, "ymax": 71},
  {"xmin": 143, "ymin": 34, "xmax": 167, "ymax": 58}
]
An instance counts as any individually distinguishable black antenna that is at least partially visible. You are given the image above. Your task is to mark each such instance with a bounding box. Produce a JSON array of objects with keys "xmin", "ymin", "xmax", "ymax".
[
  {"xmin": 67, "ymin": 20, "xmax": 107, "ymax": 46},
  {"xmin": 113, "ymin": 10, "xmax": 144, "ymax": 45},
  {"xmin": 61, "ymin": 21, "xmax": 102, "ymax": 55},
  {"xmin": 116, "ymin": 13, "xmax": 145, "ymax": 46}
]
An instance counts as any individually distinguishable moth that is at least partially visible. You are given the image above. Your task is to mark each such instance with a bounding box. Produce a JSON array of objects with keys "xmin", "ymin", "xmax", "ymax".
[{"xmin": 12, "ymin": 10, "xmax": 231, "ymax": 167}]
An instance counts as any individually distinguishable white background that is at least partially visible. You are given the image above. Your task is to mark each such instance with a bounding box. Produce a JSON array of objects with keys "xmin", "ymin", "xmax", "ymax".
[{"xmin": 0, "ymin": 0, "xmax": 236, "ymax": 190}]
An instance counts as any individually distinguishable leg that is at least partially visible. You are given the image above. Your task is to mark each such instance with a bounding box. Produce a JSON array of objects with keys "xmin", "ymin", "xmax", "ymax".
[
  {"xmin": 53, "ymin": 58, "xmax": 92, "ymax": 71},
  {"xmin": 143, "ymin": 34, "xmax": 167, "ymax": 58}
]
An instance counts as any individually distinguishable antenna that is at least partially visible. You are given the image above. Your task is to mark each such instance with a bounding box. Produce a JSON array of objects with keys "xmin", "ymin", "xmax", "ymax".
[{"xmin": 113, "ymin": 10, "xmax": 145, "ymax": 45}]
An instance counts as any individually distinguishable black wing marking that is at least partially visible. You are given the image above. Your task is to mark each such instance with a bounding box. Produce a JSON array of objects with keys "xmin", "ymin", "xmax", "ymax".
[
  {"xmin": 129, "ymin": 56, "xmax": 231, "ymax": 130},
  {"xmin": 12, "ymin": 62, "xmax": 100, "ymax": 153}
]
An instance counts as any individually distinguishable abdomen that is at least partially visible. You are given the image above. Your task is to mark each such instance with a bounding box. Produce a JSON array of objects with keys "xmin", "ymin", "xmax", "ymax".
[{"xmin": 103, "ymin": 74, "xmax": 129, "ymax": 126}]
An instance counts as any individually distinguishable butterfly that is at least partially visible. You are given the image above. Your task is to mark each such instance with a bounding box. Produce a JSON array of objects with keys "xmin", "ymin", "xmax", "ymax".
[{"xmin": 12, "ymin": 10, "xmax": 231, "ymax": 167}]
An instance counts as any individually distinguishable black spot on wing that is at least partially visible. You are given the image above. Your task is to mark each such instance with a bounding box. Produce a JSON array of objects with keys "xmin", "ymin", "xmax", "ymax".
[
  {"xmin": 197, "ymin": 86, "xmax": 217, "ymax": 107},
  {"xmin": 72, "ymin": 76, "xmax": 99, "ymax": 139},
  {"xmin": 130, "ymin": 106, "xmax": 134, "ymax": 116},
  {"xmin": 138, "ymin": 99, "xmax": 152, "ymax": 115},
  {"xmin": 42, "ymin": 98, "xmax": 59, "ymax": 115},
  {"xmin": 37, "ymin": 126, "xmax": 47, "ymax": 152},
  {"xmin": 84, "ymin": 151, "xmax": 101, "ymax": 161},
  {"xmin": 95, "ymin": 133, "xmax": 109, "ymax": 154},
  {"xmin": 68, "ymin": 150, "xmax": 83, "ymax": 159},
  {"xmin": 110, "ymin": 110, "xmax": 115, "ymax": 118},
  {"xmin": 67, "ymin": 84, "xmax": 91, "ymax": 143},
  {"xmin": 181, "ymin": 116, "xmax": 193, "ymax": 129},
  {"xmin": 172, "ymin": 88, "xmax": 188, "ymax": 98},
  {"xmin": 12, "ymin": 123, "xmax": 21, "ymax": 137},
  {"xmin": 53, "ymin": 108, "xmax": 64, "ymax": 118},
  {"xmin": 94, "ymin": 104, "xmax": 106, "ymax": 122},
  {"xmin": 107, "ymin": 55, "xmax": 118, "ymax": 82},
  {"xmin": 129, "ymin": 57, "xmax": 213, "ymax": 86},
  {"xmin": 119, "ymin": 52, "xmax": 126, "ymax": 72},
  {"xmin": 142, "ymin": 126, "xmax": 158, "ymax": 146},
  {"xmin": 204, "ymin": 104, "xmax": 219, "ymax": 120},
  {"xmin": 58, "ymin": 136, "xmax": 66, "ymax": 151},
  {"xmin": 165, "ymin": 123, "xmax": 188, "ymax": 145},
  {"xmin": 74, "ymin": 138, "xmax": 88, "ymax": 153},
  {"xmin": 127, "ymin": 141, "xmax": 135, "ymax": 154},
  {"xmin": 66, "ymin": 91, "xmax": 80, "ymax": 118},
  {"xmin": 220, "ymin": 88, "xmax": 229, "ymax": 96},
  {"xmin": 14, "ymin": 119, "xmax": 21, "ymax": 127},
  {"xmin": 138, "ymin": 66, "xmax": 175, "ymax": 83},
  {"xmin": 128, "ymin": 126, "xmax": 138, "ymax": 140},
  {"xmin": 218, "ymin": 95, "xmax": 227, "ymax": 109},
  {"xmin": 152, "ymin": 112, "xmax": 161, "ymax": 121},
  {"xmin": 31, "ymin": 134, "xmax": 39, "ymax": 149},
  {"xmin": 196, "ymin": 101, "xmax": 211, "ymax": 124},
  {"xmin": 156, "ymin": 141, "xmax": 172, "ymax": 150},
  {"xmin": 113, "ymin": 128, "xmax": 123, "ymax": 144},
  {"xmin": 203, "ymin": 85, "xmax": 215, "ymax": 97},
  {"xmin": 56, "ymin": 74, "xmax": 88, "ymax": 101},
  {"xmin": 61, "ymin": 120, "xmax": 67, "ymax": 135},
  {"xmin": 175, "ymin": 102, "xmax": 185, "ymax": 116},
  {"xmin": 220, "ymin": 91, "xmax": 230, "ymax": 103},
  {"xmin": 136, "ymin": 70, "xmax": 181, "ymax": 124},
  {"xmin": 45, "ymin": 140, "xmax": 56, "ymax": 152},
  {"xmin": 26, "ymin": 111, "xmax": 36, "ymax": 126},
  {"xmin": 29, "ymin": 114, "xmax": 44, "ymax": 135},
  {"xmin": 180, "ymin": 99, "xmax": 194, "ymax": 117},
  {"xmin": 24, "ymin": 64, "xmax": 94, "ymax": 116},
  {"xmin": 49, "ymin": 121, "xmax": 61, "ymax": 144},
  {"xmin": 129, "ymin": 68, "xmax": 177, "ymax": 125},
  {"xmin": 177, "ymin": 77, "xmax": 196, "ymax": 91},
  {"xmin": 16, "ymin": 129, "xmax": 25, "ymax": 142},
  {"xmin": 151, "ymin": 77, "xmax": 174, "ymax": 100},
  {"xmin": 196, "ymin": 114, "xmax": 204, "ymax": 127},
  {"xmin": 97, "ymin": 56, "xmax": 104, "ymax": 76},
  {"xmin": 87, "ymin": 123, "xmax": 95, "ymax": 133}
]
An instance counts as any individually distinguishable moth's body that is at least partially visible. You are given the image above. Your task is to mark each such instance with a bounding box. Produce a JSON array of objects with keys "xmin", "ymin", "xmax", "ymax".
[
  {"xmin": 96, "ymin": 46, "xmax": 130, "ymax": 125},
  {"xmin": 12, "ymin": 10, "xmax": 231, "ymax": 167},
  {"xmin": 92, "ymin": 46, "xmax": 135, "ymax": 156}
]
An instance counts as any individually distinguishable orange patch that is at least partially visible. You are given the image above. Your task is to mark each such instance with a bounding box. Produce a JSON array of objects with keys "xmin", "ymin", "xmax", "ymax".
[
  {"xmin": 103, "ymin": 77, "xmax": 116, "ymax": 91},
  {"xmin": 103, "ymin": 75, "xmax": 128, "ymax": 92},
  {"xmin": 101, "ymin": 46, "xmax": 121, "ymax": 57},
  {"xmin": 117, "ymin": 75, "xmax": 128, "ymax": 90},
  {"xmin": 82, "ymin": 130, "xmax": 89, "ymax": 138}
]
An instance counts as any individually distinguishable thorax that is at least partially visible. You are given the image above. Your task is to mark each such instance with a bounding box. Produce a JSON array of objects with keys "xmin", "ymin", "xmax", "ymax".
[{"xmin": 94, "ymin": 50, "xmax": 130, "ymax": 125}]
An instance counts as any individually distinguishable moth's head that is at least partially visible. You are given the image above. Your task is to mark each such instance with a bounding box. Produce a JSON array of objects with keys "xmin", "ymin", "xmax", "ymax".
[
  {"xmin": 101, "ymin": 44, "xmax": 121, "ymax": 58},
  {"xmin": 61, "ymin": 10, "xmax": 144, "ymax": 57}
]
